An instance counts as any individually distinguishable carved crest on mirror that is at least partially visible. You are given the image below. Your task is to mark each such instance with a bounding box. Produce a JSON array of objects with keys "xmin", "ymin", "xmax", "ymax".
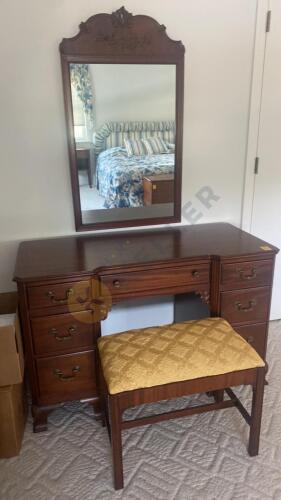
[{"xmin": 60, "ymin": 7, "xmax": 185, "ymax": 231}]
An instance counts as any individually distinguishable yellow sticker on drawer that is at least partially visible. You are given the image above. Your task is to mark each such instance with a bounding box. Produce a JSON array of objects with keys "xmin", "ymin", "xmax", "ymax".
[{"xmin": 260, "ymin": 245, "xmax": 272, "ymax": 251}]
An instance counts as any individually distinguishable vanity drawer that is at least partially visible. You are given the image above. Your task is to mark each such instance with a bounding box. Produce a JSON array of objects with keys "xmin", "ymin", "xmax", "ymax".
[
  {"xmin": 220, "ymin": 287, "xmax": 271, "ymax": 325},
  {"xmin": 99, "ymin": 264, "xmax": 210, "ymax": 297},
  {"xmin": 234, "ymin": 323, "xmax": 267, "ymax": 359},
  {"xmin": 31, "ymin": 311, "xmax": 98, "ymax": 355},
  {"xmin": 221, "ymin": 260, "xmax": 273, "ymax": 290},
  {"xmin": 28, "ymin": 280, "xmax": 91, "ymax": 310},
  {"xmin": 36, "ymin": 351, "xmax": 97, "ymax": 405}
]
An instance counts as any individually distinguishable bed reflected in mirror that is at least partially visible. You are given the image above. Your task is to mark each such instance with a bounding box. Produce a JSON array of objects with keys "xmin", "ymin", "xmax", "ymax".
[{"xmin": 69, "ymin": 64, "xmax": 176, "ymax": 224}]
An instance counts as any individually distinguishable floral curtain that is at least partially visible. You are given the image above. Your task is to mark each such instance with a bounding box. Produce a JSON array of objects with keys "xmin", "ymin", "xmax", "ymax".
[{"xmin": 70, "ymin": 64, "xmax": 94, "ymax": 131}]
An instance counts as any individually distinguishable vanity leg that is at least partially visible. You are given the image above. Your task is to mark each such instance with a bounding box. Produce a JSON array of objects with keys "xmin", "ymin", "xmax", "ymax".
[
  {"xmin": 206, "ymin": 390, "xmax": 224, "ymax": 402},
  {"xmin": 213, "ymin": 389, "xmax": 224, "ymax": 403},
  {"xmin": 32, "ymin": 405, "xmax": 52, "ymax": 433},
  {"xmin": 90, "ymin": 397, "xmax": 103, "ymax": 422}
]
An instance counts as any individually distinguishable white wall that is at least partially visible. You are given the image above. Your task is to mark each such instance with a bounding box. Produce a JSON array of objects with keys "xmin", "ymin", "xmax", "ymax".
[
  {"xmin": 89, "ymin": 64, "xmax": 176, "ymax": 128},
  {"xmin": 0, "ymin": 0, "xmax": 257, "ymax": 305}
]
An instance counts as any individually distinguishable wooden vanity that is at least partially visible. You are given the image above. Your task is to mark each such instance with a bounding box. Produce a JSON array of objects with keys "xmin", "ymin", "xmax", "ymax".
[{"xmin": 14, "ymin": 223, "xmax": 278, "ymax": 431}]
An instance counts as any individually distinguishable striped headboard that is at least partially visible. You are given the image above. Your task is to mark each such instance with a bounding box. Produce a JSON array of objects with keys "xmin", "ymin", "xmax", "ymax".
[{"xmin": 93, "ymin": 121, "xmax": 175, "ymax": 155}]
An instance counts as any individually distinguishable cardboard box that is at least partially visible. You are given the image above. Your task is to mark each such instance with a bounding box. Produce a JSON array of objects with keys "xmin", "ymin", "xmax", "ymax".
[
  {"xmin": 0, "ymin": 313, "xmax": 24, "ymax": 386},
  {"xmin": 0, "ymin": 382, "xmax": 27, "ymax": 458}
]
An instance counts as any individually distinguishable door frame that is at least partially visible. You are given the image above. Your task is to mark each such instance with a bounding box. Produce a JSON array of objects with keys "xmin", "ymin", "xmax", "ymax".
[{"xmin": 241, "ymin": 0, "xmax": 270, "ymax": 232}]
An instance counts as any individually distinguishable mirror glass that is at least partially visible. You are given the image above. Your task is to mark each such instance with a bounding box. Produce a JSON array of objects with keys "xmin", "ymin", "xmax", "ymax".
[{"xmin": 69, "ymin": 63, "xmax": 176, "ymax": 225}]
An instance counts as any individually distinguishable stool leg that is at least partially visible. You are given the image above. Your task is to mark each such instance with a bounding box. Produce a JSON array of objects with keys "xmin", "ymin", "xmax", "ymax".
[
  {"xmin": 96, "ymin": 353, "xmax": 107, "ymax": 427},
  {"xmin": 213, "ymin": 389, "xmax": 224, "ymax": 403},
  {"xmin": 109, "ymin": 395, "xmax": 124, "ymax": 490},
  {"xmin": 248, "ymin": 367, "xmax": 265, "ymax": 457}
]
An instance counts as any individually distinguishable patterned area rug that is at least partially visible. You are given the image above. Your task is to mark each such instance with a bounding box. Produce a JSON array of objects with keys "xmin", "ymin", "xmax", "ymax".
[{"xmin": 1, "ymin": 321, "xmax": 281, "ymax": 500}]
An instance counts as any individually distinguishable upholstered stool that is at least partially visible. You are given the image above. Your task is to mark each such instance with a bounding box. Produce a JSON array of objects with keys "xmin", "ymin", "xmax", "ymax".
[{"xmin": 98, "ymin": 317, "xmax": 265, "ymax": 490}]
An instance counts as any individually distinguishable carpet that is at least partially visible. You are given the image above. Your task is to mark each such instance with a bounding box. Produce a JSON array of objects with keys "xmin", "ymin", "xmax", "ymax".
[{"xmin": 1, "ymin": 321, "xmax": 281, "ymax": 500}]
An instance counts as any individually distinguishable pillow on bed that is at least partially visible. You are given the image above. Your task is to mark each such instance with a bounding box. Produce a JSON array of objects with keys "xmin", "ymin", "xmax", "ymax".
[
  {"xmin": 142, "ymin": 137, "xmax": 169, "ymax": 155},
  {"xmin": 166, "ymin": 142, "xmax": 175, "ymax": 152},
  {"xmin": 124, "ymin": 138, "xmax": 147, "ymax": 157}
]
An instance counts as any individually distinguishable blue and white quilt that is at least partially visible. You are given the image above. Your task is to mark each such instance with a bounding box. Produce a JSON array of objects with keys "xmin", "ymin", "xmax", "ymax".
[{"xmin": 96, "ymin": 146, "xmax": 175, "ymax": 208}]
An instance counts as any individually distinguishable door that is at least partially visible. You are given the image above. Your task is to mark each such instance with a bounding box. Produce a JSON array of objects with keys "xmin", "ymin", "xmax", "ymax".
[{"xmin": 250, "ymin": 1, "xmax": 281, "ymax": 319}]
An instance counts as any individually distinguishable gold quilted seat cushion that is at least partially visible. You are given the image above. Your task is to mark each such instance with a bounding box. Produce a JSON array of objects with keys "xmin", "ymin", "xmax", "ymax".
[{"xmin": 98, "ymin": 317, "xmax": 265, "ymax": 394}]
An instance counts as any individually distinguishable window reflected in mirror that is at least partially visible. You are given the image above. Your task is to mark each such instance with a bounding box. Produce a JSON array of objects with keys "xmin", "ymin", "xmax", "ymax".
[{"xmin": 69, "ymin": 64, "xmax": 176, "ymax": 224}]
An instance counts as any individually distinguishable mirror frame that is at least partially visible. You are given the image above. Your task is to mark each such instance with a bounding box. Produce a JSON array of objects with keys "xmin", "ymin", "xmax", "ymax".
[{"xmin": 60, "ymin": 6, "xmax": 185, "ymax": 231}]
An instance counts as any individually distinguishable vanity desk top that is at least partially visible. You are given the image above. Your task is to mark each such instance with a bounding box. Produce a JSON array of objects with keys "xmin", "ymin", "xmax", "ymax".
[
  {"xmin": 14, "ymin": 223, "xmax": 278, "ymax": 432},
  {"xmin": 14, "ymin": 223, "xmax": 278, "ymax": 282}
]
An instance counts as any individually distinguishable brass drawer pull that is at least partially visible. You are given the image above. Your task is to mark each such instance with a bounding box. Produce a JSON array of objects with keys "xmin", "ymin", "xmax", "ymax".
[
  {"xmin": 237, "ymin": 268, "xmax": 257, "ymax": 281},
  {"xmin": 113, "ymin": 280, "xmax": 121, "ymax": 288},
  {"xmin": 235, "ymin": 300, "xmax": 256, "ymax": 312},
  {"xmin": 46, "ymin": 288, "xmax": 74, "ymax": 304},
  {"xmin": 192, "ymin": 270, "xmax": 200, "ymax": 278},
  {"xmin": 53, "ymin": 366, "xmax": 80, "ymax": 381},
  {"xmin": 49, "ymin": 325, "xmax": 78, "ymax": 342}
]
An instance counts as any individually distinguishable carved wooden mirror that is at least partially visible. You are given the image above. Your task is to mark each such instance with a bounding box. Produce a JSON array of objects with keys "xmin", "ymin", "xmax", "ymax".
[{"xmin": 60, "ymin": 7, "xmax": 185, "ymax": 231}]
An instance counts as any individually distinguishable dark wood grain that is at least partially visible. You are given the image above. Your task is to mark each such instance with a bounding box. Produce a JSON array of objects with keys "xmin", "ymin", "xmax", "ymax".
[
  {"xmin": 116, "ymin": 369, "xmax": 257, "ymax": 410},
  {"xmin": 36, "ymin": 350, "xmax": 97, "ymax": 405},
  {"xmin": 99, "ymin": 263, "xmax": 210, "ymax": 299},
  {"xmin": 220, "ymin": 286, "xmax": 271, "ymax": 325},
  {"xmin": 14, "ymin": 222, "xmax": 278, "ymax": 431},
  {"xmin": 31, "ymin": 311, "xmax": 98, "ymax": 355},
  {"xmin": 102, "ymin": 365, "xmax": 265, "ymax": 489},
  {"xmin": 31, "ymin": 405, "xmax": 54, "ymax": 433},
  {"xmin": 14, "ymin": 223, "xmax": 278, "ymax": 282},
  {"xmin": 122, "ymin": 399, "xmax": 236, "ymax": 430},
  {"xmin": 60, "ymin": 6, "xmax": 185, "ymax": 232},
  {"xmin": 27, "ymin": 280, "xmax": 91, "ymax": 309},
  {"xmin": 248, "ymin": 367, "xmax": 265, "ymax": 456},
  {"xmin": 221, "ymin": 259, "xmax": 273, "ymax": 290},
  {"xmin": 60, "ymin": 7, "xmax": 185, "ymax": 58}
]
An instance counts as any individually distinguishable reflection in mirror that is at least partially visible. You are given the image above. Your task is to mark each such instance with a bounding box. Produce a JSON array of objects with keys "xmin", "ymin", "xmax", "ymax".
[{"xmin": 69, "ymin": 64, "xmax": 176, "ymax": 224}]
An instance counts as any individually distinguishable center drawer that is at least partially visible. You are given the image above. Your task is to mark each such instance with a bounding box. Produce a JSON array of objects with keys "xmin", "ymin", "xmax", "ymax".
[
  {"xmin": 31, "ymin": 311, "xmax": 98, "ymax": 355},
  {"xmin": 99, "ymin": 263, "xmax": 210, "ymax": 298}
]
